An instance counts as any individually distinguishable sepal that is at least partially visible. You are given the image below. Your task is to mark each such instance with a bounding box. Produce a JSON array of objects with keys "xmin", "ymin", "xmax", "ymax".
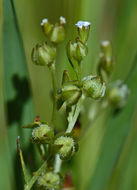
[
  {"xmin": 31, "ymin": 42, "xmax": 56, "ymax": 66},
  {"xmin": 82, "ymin": 75, "xmax": 106, "ymax": 99},
  {"xmin": 54, "ymin": 135, "xmax": 77, "ymax": 160}
]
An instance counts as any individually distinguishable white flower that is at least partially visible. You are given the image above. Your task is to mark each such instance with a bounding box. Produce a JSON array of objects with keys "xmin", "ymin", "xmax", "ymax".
[
  {"xmin": 75, "ymin": 21, "xmax": 91, "ymax": 29},
  {"xmin": 101, "ymin": 40, "xmax": 110, "ymax": 47},
  {"xmin": 40, "ymin": 18, "xmax": 48, "ymax": 26},
  {"xmin": 60, "ymin": 16, "xmax": 66, "ymax": 24}
]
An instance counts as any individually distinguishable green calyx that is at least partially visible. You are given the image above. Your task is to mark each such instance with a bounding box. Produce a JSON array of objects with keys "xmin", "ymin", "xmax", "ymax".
[
  {"xmin": 108, "ymin": 80, "xmax": 130, "ymax": 108},
  {"xmin": 31, "ymin": 42, "xmax": 56, "ymax": 67},
  {"xmin": 37, "ymin": 171, "xmax": 61, "ymax": 190},
  {"xmin": 67, "ymin": 39, "xmax": 88, "ymax": 63},
  {"xmin": 82, "ymin": 75, "xmax": 106, "ymax": 99},
  {"xmin": 54, "ymin": 136, "xmax": 76, "ymax": 160},
  {"xmin": 61, "ymin": 82, "xmax": 82, "ymax": 107},
  {"xmin": 41, "ymin": 17, "xmax": 66, "ymax": 44},
  {"xmin": 98, "ymin": 40, "xmax": 114, "ymax": 76},
  {"xmin": 75, "ymin": 21, "xmax": 91, "ymax": 43},
  {"xmin": 49, "ymin": 24, "xmax": 65, "ymax": 44},
  {"xmin": 77, "ymin": 25, "xmax": 90, "ymax": 44},
  {"xmin": 32, "ymin": 123, "xmax": 54, "ymax": 144}
]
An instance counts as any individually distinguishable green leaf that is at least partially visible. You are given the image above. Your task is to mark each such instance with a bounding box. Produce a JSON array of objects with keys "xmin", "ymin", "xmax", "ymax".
[{"xmin": 2, "ymin": 0, "xmax": 35, "ymax": 189}]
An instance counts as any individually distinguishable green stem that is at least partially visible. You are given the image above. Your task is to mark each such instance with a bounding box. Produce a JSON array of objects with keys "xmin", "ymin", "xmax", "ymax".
[
  {"xmin": 25, "ymin": 64, "xmax": 58, "ymax": 188},
  {"xmin": 78, "ymin": 62, "xmax": 82, "ymax": 85},
  {"xmin": 17, "ymin": 136, "xmax": 28, "ymax": 184},
  {"xmin": 37, "ymin": 144, "xmax": 46, "ymax": 160},
  {"xmin": 54, "ymin": 95, "xmax": 84, "ymax": 173},
  {"xmin": 24, "ymin": 160, "xmax": 48, "ymax": 190},
  {"xmin": 54, "ymin": 154, "xmax": 62, "ymax": 173},
  {"xmin": 73, "ymin": 62, "xmax": 82, "ymax": 85},
  {"xmin": 66, "ymin": 95, "xmax": 84, "ymax": 133},
  {"xmin": 50, "ymin": 63, "xmax": 57, "ymax": 129},
  {"xmin": 98, "ymin": 63, "xmax": 103, "ymax": 81}
]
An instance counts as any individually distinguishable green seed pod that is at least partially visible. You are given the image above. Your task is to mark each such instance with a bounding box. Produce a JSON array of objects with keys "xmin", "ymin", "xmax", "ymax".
[
  {"xmin": 54, "ymin": 136, "xmax": 76, "ymax": 160},
  {"xmin": 108, "ymin": 80, "xmax": 130, "ymax": 108},
  {"xmin": 82, "ymin": 75, "xmax": 106, "ymax": 99},
  {"xmin": 41, "ymin": 17, "xmax": 66, "ymax": 44},
  {"xmin": 37, "ymin": 171, "xmax": 61, "ymax": 190},
  {"xmin": 61, "ymin": 82, "xmax": 82, "ymax": 107},
  {"xmin": 31, "ymin": 42, "xmax": 56, "ymax": 66},
  {"xmin": 75, "ymin": 21, "xmax": 91, "ymax": 43},
  {"xmin": 67, "ymin": 39, "xmax": 88, "ymax": 63},
  {"xmin": 32, "ymin": 123, "xmax": 54, "ymax": 144}
]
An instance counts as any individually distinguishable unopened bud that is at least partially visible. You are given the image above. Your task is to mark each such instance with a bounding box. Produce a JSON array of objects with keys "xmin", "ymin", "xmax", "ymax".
[
  {"xmin": 99, "ymin": 40, "xmax": 114, "ymax": 75},
  {"xmin": 41, "ymin": 18, "xmax": 54, "ymax": 37},
  {"xmin": 37, "ymin": 171, "xmax": 61, "ymax": 190},
  {"xmin": 49, "ymin": 24, "xmax": 65, "ymax": 44},
  {"xmin": 41, "ymin": 16, "xmax": 66, "ymax": 44},
  {"xmin": 59, "ymin": 16, "xmax": 66, "ymax": 25},
  {"xmin": 108, "ymin": 80, "xmax": 129, "ymax": 108},
  {"xmin": 61, "ymin": 82, "xmax": 82, "ymax": 107},
  {"xmin": 31, "ymin": 42, "xmax": 56, "ymax": 66},
  {"xmin": 67, "ymin": 39, "xmax": 88, "ymax": 63},
  {"xmin": 54, "ymin": 136, "xmax": 76, "ymax": 160},
  {"xmin": 101, "ymin": 40, "xmax": 112, "ymax": 58},
  {"xmin": 82, "ymin": 75, "xmax": 106, "ymax": 99},
  {"xmin": 32, "ymin": 123, "xmax": 54, "ymax": 144},
  {"xmin": 75, "ymin": 21, "xmax": 91, "ymax": 43}
]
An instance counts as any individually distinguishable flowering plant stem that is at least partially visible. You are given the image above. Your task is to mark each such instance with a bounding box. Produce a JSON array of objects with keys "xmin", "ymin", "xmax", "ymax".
[
  {"xmin": 66, "ymin": 95, "xmax": 84, "ymax": 133},
  {"xmin": 24, "ymin": 160, "xmax": 48, "ymax": 190},
  {"xmin": 54, "ymin": 95, "xmax": 84, "ymax": 173},
  {"xmin": 50, "ymin": 63, "xmax": 57, "ymax": 130},
  {"xmin": 19, "ymin": 18, "xmax": 120, "ymax": 190}
]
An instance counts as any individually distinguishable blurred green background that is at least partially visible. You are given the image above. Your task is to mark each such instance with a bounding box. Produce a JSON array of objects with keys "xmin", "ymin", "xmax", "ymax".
[{"xmin": 1, "ymin": 0, "xmax": 137, "ymax": 189}]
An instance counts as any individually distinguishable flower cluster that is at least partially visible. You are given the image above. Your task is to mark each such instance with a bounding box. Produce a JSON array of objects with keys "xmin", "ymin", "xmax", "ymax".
[{"xmin": 18, "ymin": 17, "xmax": 130, "ymax": 190}]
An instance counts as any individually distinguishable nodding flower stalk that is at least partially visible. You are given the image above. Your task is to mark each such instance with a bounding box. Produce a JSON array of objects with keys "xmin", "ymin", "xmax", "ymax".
[{"xmin": 17, "ymin": 17, "xmax": 129, "ymax": 190}]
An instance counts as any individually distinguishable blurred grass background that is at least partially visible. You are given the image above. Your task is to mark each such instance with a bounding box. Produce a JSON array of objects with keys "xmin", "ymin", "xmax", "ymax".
[{"xmin": 1, "ymin": 0, "xmax": 137, "ymax": 189}]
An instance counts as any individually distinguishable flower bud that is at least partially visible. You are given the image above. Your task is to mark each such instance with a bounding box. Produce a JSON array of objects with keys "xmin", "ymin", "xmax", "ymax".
[
  {"xmin": 41, "ymin": 16, "xmax": 66, "ymax": 44},
  {"xmin": 32, "ymin": 123, "xmax": 54, "ymax": 144},
  {"xmin": 67, "ymin": 39, "xmax": 88, "ymax": 63},
  {"xmin": 108, "ymin": 80, "xmax": 130, "ymax": 108},
  {"xmin": 49, "ymin": 25, "xmax": 65, "ymax": 44},
  {"xmin": 82, "ymin": 75, "xmax": 106, "ymax": 99},
  {"xmin": 41, "ymin": 18, "xmax": 54, "ymax": 37},
  {"xmin": 37, "ymin": 171, "xmax": 61, "ymax": 190},
  {"xmin": 101, "ymin": 40, "xmax": 112, "ymax": 58},
  {"xmin": 31, "ymin": 42, "xmax": 56, "ymax": 66},
  {"xmin": 54, "ymin": 136, "xmax": 76, "ymax": 160},
  {"xmin": 75, "ymin": 21, "xmax": 91, "ymax": 43},
  {"xmin": 61, "ymin": 82, "xmax": 82, "ymax": 107},
  {"xmin": 99, "ymin": 40, "xmax": 114, "ymax": 75}
]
